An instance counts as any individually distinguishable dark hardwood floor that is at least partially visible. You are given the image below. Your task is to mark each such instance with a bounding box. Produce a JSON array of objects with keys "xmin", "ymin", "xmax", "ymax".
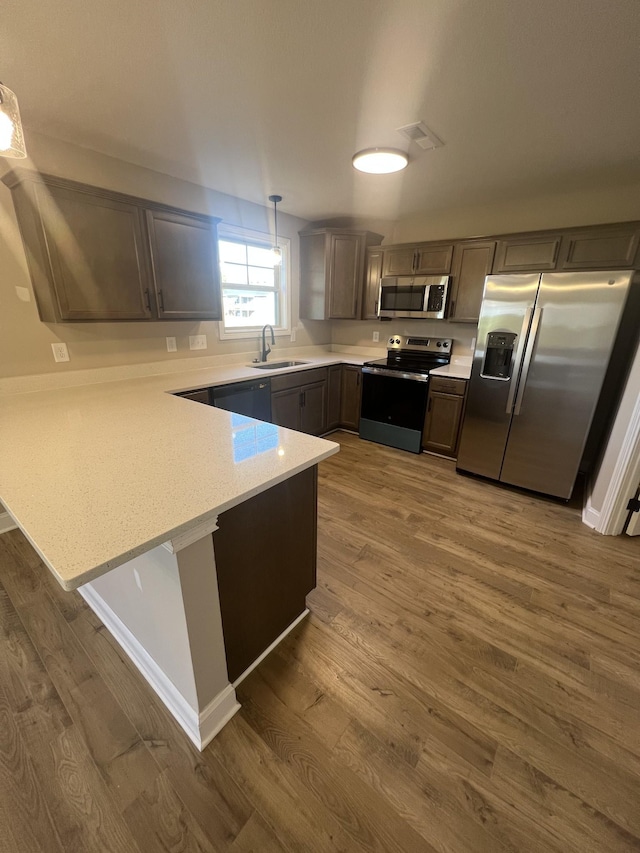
[{"xmin": 1, "ymin": 431, "xmax": 639, "ymax": 852}]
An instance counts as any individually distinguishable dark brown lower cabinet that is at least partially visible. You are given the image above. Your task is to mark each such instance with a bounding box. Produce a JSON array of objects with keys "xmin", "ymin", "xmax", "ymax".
[
  {"xmin": 422, "ymin": 377, "xmax": 467, "ymax": 457},
  {"xmin": 300, "ymin": 381, "xmax": 326, "ymax": 434},
  {"xmin": 326, "ymin": 365, "xmax": 342, "ymax": 429},
  {"xmin": 271, "ymin": 387, "xmax": 301, "ymax": 430},
  {"xmin": 213, "ymin": 467, "xmax": 317, "ymax": 682},
  {"xmin": 270, "ymin": 368, "xmax": 328, "ymax": 435},
  {"xmin": 340, "ymin": 365, "xmax": 362, "ymax": 430}
]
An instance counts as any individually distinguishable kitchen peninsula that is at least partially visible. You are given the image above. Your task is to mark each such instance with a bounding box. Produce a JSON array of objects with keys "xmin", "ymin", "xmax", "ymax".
[{"xmin": 0, "ymin": 358, "xmax": 341, "ymax": 749}]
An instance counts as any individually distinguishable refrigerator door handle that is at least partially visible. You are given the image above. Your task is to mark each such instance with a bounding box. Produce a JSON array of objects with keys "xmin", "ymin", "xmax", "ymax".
[
  {"xmin": 505, "ymin": 307, "xmax": 533, "ymax": 415},
  {"xmin": 513, "ymin": 307, "xmax": 543, "ymax": 416}
]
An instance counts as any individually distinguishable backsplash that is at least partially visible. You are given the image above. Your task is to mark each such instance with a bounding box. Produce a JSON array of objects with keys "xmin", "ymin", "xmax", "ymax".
[{"xmin": 331, "ymin": 319, "xmax": 476, "ymax": 356}]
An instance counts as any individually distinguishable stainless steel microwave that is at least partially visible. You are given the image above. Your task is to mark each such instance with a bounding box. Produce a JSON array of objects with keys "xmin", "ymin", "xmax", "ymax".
[{"xmin": 378, "ymin": 275, "xmax": 449, "ymax": 319}]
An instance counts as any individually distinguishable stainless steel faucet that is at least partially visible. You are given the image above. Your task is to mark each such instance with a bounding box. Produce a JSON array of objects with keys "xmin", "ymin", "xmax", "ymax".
[{"xmin": 260, "ymin": 324, "xmax": 275, "ymax": 362}]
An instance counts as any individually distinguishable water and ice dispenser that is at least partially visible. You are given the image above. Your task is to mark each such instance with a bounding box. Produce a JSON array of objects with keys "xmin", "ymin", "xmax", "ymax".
[{"xmin": 481, "ymin": 331, "xmax": 517, "ymax": 380}]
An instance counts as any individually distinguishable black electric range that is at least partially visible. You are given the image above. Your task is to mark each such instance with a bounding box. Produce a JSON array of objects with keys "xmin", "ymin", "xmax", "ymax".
[{"xmin": 359, "ymin": 335, "xmax": 452, "ymax": 453}]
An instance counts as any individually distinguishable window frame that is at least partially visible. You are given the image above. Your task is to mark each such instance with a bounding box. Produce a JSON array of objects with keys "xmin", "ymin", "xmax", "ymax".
[{"xmin": 217, "ymin": 223, "xmax": 291, "ymax": 341}]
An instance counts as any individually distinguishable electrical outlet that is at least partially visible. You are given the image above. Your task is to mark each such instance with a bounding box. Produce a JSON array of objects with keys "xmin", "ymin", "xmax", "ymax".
[
  {"xmin": 189, "ymin": 334, "xmax": 207, "ymax": 351},
  {"xmin": 290, "ymin": 329, "xmax": 296, "ymax": 342},
  {"xmin": 51, "ymin": 342, "xmax": 69, "ymax": 363},
  {"xmin": 166, "ymin": 336, "xmax": 177, "ymax": 352},
  {"xmin": 372, "ymin": 331, "xmax": 380, "ymax": 343}
]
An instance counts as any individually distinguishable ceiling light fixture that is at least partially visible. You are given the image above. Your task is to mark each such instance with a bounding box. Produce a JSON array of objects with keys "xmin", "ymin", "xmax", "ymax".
[
  {"xmin": 352, "ymin": 148, "xmax": 408, "ymax": 174},
  {"xmin": 268, "ymin": 194, "xmax": 283, "ymax": 266},
  {"xmin": 0, "ymin": 82, "xmax": 27, "ymax": 159}
]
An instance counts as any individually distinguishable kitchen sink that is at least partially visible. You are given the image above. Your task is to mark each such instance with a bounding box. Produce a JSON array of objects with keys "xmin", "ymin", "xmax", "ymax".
[{"xmin": 250, "ymin": 361, "xmax": 309, "ymax": 369}]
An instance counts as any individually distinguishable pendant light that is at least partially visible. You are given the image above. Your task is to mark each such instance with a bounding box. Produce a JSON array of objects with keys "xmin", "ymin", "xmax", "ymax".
[
  {"xmin": 268, "ymin": 194, "xmax": 282, "ymax": 266},
  {"xmin": 0, "ymin": 82, "xmax": 27, "ymax": 159}
]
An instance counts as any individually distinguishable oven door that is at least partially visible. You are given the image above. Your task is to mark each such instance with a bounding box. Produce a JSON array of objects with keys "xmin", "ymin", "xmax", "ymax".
[{"xmin": 359, "ymin": 370, "xmax": 429, "ymax": 453}]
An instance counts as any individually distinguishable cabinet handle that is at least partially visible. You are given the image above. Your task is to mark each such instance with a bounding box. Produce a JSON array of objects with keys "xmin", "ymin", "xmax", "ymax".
[
  {"xmin": 158, "ymin": 289, "xmax": 165, "ymax": 312},
  {"xmin": 301, "ymin": 391, "xmax": 306, "ymax": 407},
  {"xmin": 357, "ymin": 371, "xmax": 361, "ymax": 387},
  {"xmin": 413, "ymin": 251, "xmax": 418, "ymax": 272},
  {"xmin": 427, "ymin": 397, "xmax": 432, "ymax": 412},
  {"xmin": 374, "ymin": 300, "xmax": 378, "ymax": 316},
  {"xmin": 449, "ymin": 299, "xmax": 455, "ymax": 318},
  {"xmin": 144, "ymin": 288, "xmax": 151, "ymax": 311}
]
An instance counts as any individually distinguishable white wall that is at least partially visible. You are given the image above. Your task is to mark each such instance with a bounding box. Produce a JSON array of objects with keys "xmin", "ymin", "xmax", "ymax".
[{"xmin": 391, "ymin": 181, "xmax": 640, "ymax": 243}]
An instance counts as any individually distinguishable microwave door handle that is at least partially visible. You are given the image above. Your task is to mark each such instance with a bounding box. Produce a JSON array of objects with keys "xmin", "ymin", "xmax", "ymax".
[
  {"xmin": 513, "ymin": 307, "xmax": 542, "ymax": 416},
  {"xmin": 423, "ymin": 285, "xmax": 429, "ymax": 312},
  {"xmin": 505, "ymin": 307, "xmax": 533, "ymax": 414}
]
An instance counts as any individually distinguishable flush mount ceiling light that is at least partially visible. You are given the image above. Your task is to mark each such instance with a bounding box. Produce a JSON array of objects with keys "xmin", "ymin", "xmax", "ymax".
[
  {"xmin": 268, "ymin": 194, "xmax": 282, "ymax": 265},
  {"xmin": 352, "ymin": 148, "xmax": 408, "ymax": 174},
  {"xmin": 0, "ymin": 82, "xmax": 27, "ymax": 159}
]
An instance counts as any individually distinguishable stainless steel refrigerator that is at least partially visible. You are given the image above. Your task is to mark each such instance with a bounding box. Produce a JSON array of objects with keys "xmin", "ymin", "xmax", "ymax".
[{"xmin": 456, "ymin": 271, "xmax": 634, "ymax": 499}]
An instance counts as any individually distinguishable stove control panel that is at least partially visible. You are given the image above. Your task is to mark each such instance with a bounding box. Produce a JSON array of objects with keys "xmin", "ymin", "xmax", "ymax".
[{"xmin": 387, "ymin": 335, "xmax": 452, "ymax": 353}]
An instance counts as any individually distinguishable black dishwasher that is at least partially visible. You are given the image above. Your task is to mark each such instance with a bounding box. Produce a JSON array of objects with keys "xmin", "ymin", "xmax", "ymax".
[{"xmin": 211, "ymin": 379, "xmax": 272, "ymax": 421}]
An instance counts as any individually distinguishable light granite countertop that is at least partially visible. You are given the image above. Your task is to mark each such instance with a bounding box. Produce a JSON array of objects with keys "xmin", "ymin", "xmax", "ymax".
[
  {"xmin": 429, "ymin": 356, "xmax": 473, "ymax": 380},
  {"xmin": 0, "ymin": 353, "xmax": 376, "ymax": 590}
]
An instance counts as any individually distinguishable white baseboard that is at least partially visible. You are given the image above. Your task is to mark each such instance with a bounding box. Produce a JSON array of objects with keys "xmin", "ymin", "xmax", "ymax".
[
  {"xmin": 233, "ymin": 608, "xmax": 309, "ymax": 688},
  {"xmin": 582, "ymin": 499, "xmax": 600, "ymax": 530},
  {"xmin": 198, "ymin": 685, "xmax": 241, "ymax": 750},
  {"xmin": 79, "ymin": 584, "xmax": 240, "ymax": 750},
  {"xmin": 0, "ymin": 512, "xmax": 17, "ymax": 534}
]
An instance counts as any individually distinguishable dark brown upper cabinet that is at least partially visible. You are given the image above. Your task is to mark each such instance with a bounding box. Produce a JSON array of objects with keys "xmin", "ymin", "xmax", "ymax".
[
  {"xmin": 8, "ymin": 179, "xmax": 153, "ymax": 322},
  {"xmin": 3, "ymin": 169, "xmax": 222, "ymax": 323},
  {"xmin": 493, "ymin": 233, "xmax": 562, "ymax": 273},
  {"xmin": 558, "ymin": 225, "xmax": 640, "ymax": 270},
  {"xmin": 448, "ymin": 240, "xmax": 496, "ymax": 324},
  {"xmin": 363, "ymin": 247, "xmax": 383, "ymax": 319},
  {"xmin": 146, "ymin": 209, "xmax": 221, "ymax": 320},
  {"xmin": 381, "ymin": 242, "xmax": 454, "ymax": 276},
  {"xmin": 299, "ymin": 228, "xmax": 383, "ymax": 320}
]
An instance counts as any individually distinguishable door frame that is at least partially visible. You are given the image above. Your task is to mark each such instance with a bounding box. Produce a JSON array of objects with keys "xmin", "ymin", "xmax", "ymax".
[{"xmin": 583, "ymin": 339, "xmax": 640, "ymax": 534}]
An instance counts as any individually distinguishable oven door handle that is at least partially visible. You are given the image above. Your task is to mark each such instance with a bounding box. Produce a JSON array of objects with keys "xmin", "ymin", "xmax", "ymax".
[{"xmin": 362, "ymin": 366, "xmax": 431, "ymax": 383}]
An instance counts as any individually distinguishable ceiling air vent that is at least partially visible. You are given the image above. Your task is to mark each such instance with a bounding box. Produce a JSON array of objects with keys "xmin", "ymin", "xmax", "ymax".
[{"xmin": 396, "ymin": 121, "xmax": 443, "ymax": 151}]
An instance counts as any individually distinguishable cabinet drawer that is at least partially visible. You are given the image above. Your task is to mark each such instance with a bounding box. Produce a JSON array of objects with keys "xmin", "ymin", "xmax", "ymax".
[
  {"xmin": 429, "ymin": 377, "xmax": 466, "ymax": 396},
  {"xmin": 270, "ymin": 367, "xmax": 328, "ymax": 392}
]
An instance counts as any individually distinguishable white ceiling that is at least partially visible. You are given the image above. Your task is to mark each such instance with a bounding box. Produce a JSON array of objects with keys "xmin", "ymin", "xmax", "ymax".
[{"xmin": 2, "ymin": 0, "xmax": 639, "ymax": 222}]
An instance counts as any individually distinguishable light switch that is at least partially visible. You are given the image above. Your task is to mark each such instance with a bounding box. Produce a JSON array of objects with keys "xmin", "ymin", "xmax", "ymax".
[{"xmin": 189, "ymin": 335, "xmax": 207, "ymax": 351}]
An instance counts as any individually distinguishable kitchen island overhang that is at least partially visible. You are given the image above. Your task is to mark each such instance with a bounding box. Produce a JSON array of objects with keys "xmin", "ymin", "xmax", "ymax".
[{"xmin": 0, "ymin": 375, "xmax": 339, "ymax": 748}]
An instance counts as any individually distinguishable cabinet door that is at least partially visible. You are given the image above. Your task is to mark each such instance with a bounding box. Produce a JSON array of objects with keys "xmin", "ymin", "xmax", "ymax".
[
  {"xmin": 36, "ymin": 184, "xmax": 152, "ymax": 321},
  {"xmin": 559, "ymin": 226, "xmax": 640, "ymax": 270},
  {"xmin": 329, "ymin": 233, "xmax": 363, "ymax": 319},
  {"xmin": 493, "ymin": 234, "xmax": 561, "ymax": 273},
  {"xmin": 147, "ymin": 209, "xmax": 221, "ymax": 320},
  {"xmin": 422, "ymin": 391, "xmax": 465, "ymax": 456},
  {"xmin": 449, "ymin": 241, "xmax": 496, "ymax": 323},
  {"xmin": 363, "ymin": 248, "xmax": 383, "ymax": 319},
  {"xmin": 340, "ymin": 366, "xmax": 362, "ymax": 430},
  {"xmin": 271, "ymin": 387, "xmax": 300, "ymax": 430},
  {"xmin": 326, "ymin": 365, "xmax": 342, "ymax": 430},
  {"xmin": 382, "ymin": 247, "xmax": 417, "ymax": 276},
  {"xmin": 415, "ymin": 244, "xmax": 454, "ymax": 274},
  {"xmin": 300, "ymin": 381, "xmax": 327, "ymax": 435}
]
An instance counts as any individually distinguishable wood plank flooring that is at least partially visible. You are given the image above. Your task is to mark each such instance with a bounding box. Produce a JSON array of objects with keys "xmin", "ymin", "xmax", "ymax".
[{"xmin": 0, "ymin": 430, "xmax": 639, "ymax": 852}]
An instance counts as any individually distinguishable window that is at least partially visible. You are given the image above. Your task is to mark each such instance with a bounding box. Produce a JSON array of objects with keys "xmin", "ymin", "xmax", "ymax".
[{"xmin": 217, "ymin": 225, "xmax": 290, "ymax": 339}]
